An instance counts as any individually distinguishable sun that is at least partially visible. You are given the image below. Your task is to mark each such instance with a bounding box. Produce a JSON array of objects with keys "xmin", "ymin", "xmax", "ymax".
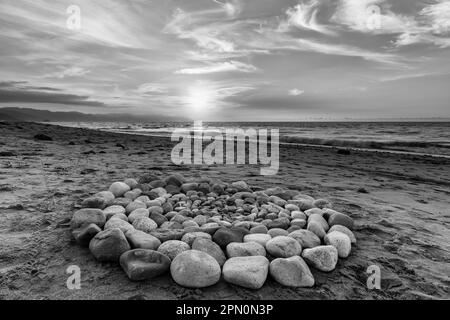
[{"xmin": 186, "ymin": 82, "xmax": 216, "ymax": 118}]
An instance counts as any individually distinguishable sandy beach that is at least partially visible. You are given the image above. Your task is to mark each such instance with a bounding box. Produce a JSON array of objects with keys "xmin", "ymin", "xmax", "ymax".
[{"xmin": 0, "ymin": 121, "xmax": 449, "ymax": 300}]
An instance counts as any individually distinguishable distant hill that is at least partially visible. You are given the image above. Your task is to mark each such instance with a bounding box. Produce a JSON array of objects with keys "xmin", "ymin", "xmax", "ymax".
[{"xmin": 0, "ymin": 107, "xmax": 186, "ymax": 123}]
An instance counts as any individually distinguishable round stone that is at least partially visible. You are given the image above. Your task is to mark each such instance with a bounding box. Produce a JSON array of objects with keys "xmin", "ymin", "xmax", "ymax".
[
  {"xmin": 71, "ymin": 208, "xmax": 106, "ymax": 229},
  {"xmin": 226, "ymin": 242, "xmax": 266, "ymax": 257},
  {"xmin": 267, "ymin": 228, "xmax": 289, "ymax": 238},
  {"xmin": 170, "ymin": 250, "xmax": 221, "ymax": 288},
  {"xmin": 124, "ymin": 189, "xmax": 142, "ymax": 201},
  {"xmin": 112, "ymin": 197, "xmax": 132, "ymax": 208},
  {"xmin": 301, "ymin": 245, "xmax": 338, "ymax": 272},
  {"xmin": 324, "ymin": 231, "xmax": 352, "ymax": 258},
  {"xmin": 193, "ymin": 215, "xmax": 208, "ymax": 226},
  {"xmin": 285, "ymin": 204, "xmax": 300, "ymax": 212},
  {"xmin": 291, "ymin": 211, "xmax": 307, "ymax": 220},
  {"xmin": 109, "ymin": 182, "xmax": 131, "ymax": 197},
  {"xmin": 266, "ymin": 236, "xmax": 302, "ymax": 258},
  {"xmin": 269, "ymin": 256, "xmax": 314, "ymax": 287},
  {"xmin": 124, "ymin": 178, "xmax": 138, "ymax": 189},
  {"xmin": 290, "ymin": 219, "xmax": 306, "ymax": 228},
  {"xmin": 308, "ymin": 213, "xmax": 329, "ymax": 231},
  {"xmin": 222, "ymin": 256, "xmax": 269, "ymax": 289},
  {"xmin": 288, "ymin": 229, "xmax": 321, "ymax": 249},
  {"xmin": 126, "ymin": 201, "xmax": 147, "ymax": 214},
  {"xmin": 103, "ymin": 205, "xmax": 126, "ymax": 220},
  {"xmin": 243, "ymin": 234, "xmax": 272, "ymax": 247},
  {"xmin": 313, "ymin": 198, "xmax": 332, "ymax": 209},
  {"xmin": 328, "ymin": 212, "xmax": 354, "ymax": 230},
  {"xmin": 307, "ymin": 221, "xmax": 326, "ymax": 238},
  {"xmin": 81, "ymin": 196, "xmax": 109, "ymax": 209},
  {"xmin": 181, "ymin": 232, "xmax": 211, "ymax": 246},
  {"xmin": 192, "ymin": 238, "xmax": 227, "ymax": 267},
  {"xmin": 104, "ymin": 217, "xmax": 134, "ymax": 233},
  {"xmin": 72, "ymin": 223, "xmax": 102, "ymax": 246},
  {"xmin": 157, "ymin": 240, "xmax": 190, "ymax": 260},
  {"xmin": 89, "ymin": 228, "xmax": 130, "ymax": 262},
  {"xmin": 120, "ymin": 249, "xmax": 170, "ymax": 281},
  {"xmin": 132, "ymin": 217, "xmax": 158, "ymax": 233},
  {"xmin": 304, "ymin": 208, "xmax": 323, "ymax": 217},
  {"xmin": 249, "ymin": 225, "xmax": 268, "ymax": 234},
  {"xmin": 212, "ymin": 228, "xmax": 245, "ymax": 248},
  {"xmin": 128, "ymin": 208, "xmax": 150, "ymax": 224},
  {"xmin": 125, "ymin": 229, "xmax": 161, "ymax": 250},
  {"xmin": 329, "ymin": 225, "xmax": 356, "ymax": 244},
  {"xmin": 110, "ymin": 213, "xmax": 128, "ymax": 222}
]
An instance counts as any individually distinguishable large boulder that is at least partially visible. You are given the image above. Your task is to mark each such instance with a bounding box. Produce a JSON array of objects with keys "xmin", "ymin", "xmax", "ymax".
[
  {"xmin": 89, "ymin": 228, "xmax": 130, "ymax": 262},
  {"xmin": 170, "ymin": 250, "xmax": 221, "ymax": 288},
  {"xmin": 266, "ymin": 236, "xmax": 302, "ymax": 258},
  {"xmin": 269, "ymin": 256, "xmax": 314, "ymax": 287},
  {"xmin": 226, "ymin": 242, "xmax": 266, "ymax": 258},
  {"xmin": 222, "ymin": 256, "xmax": 269, "ymax": 289},
  {"xmin": 120, "ymin": 249, "xmax": 170, "ymax": 281},
  {"xmin": 301, "ymin": 245, "xmax": 338, "ymax": 272},
  {"xmin": 71, "ymin": 208, "xmax": 106, "ymax": 229}
]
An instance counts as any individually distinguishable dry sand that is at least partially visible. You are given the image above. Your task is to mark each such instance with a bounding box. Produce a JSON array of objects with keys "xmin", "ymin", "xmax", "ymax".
[{"xmin": 0, "ymin": 121, "xmax": 449, "ymax": 300}]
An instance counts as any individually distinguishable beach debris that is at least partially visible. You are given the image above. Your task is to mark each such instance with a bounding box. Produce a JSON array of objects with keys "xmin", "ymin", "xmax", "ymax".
[{"xmin": 71, "ymin": 174, "xmax": 356, "ymax": 289}]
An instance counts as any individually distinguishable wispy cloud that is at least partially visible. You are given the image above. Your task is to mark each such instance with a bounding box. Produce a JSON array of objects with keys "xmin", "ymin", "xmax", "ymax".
[
  {"xmin": 288, "ymin": 88, "xmax": 304, "ymax": 96},
  {"xmin": 280, "ymin": 0, "xmax": 337, "ymax": 36},
  {"xmin": 175, "ymin": 61, "xmax": 257, "ymax": 74}
]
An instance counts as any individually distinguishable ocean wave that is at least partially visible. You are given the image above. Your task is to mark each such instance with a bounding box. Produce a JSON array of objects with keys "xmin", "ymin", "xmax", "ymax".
[{"xmin": 281, "ymin": 136, "xmax": 449, "ymax": 149}]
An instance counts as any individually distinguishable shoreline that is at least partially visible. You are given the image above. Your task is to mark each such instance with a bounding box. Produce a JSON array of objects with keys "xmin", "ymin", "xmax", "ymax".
[{"xmin": 37, "ymin": 121, "xmax": 450, "ymax": 160}]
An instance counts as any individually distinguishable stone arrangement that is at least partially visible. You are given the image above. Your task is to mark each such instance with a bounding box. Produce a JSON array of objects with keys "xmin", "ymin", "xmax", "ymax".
[{"xmin": 71, "ymin": 174, "xmax": 356, "ymax": 289}]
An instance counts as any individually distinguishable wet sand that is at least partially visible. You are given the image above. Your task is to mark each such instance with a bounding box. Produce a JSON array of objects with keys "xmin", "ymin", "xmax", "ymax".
[{"xmin": 0, "ymin": 121, "xmax": 449, "ymax": 300}]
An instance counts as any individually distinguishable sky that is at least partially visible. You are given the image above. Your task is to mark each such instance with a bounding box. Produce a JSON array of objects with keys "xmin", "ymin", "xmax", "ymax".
[{"xmin": 0, "ymin": 0, "xmax": 449, "ymax": 121}]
